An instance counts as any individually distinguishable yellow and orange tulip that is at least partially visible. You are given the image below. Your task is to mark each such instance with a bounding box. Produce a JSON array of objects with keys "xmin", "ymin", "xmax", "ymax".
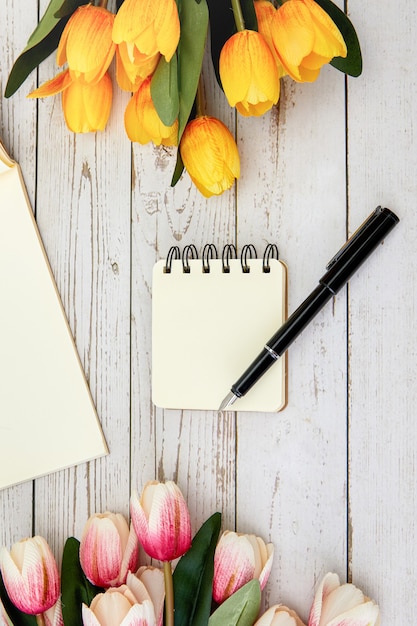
[
  {"xmin": 213, "ymin": 530, "xmax": 274, "ymax": 603},
  {"xmin": 124, "ymin": 77, "xmax": 178, "ymax": 146},
  {"xmin": 57, "ymin": 4, "xmax": 116, "ymax": 84},
  {"xmin": 271, "ymin": 0, "xmax": 347, "ymax": 82},
  {"xmin": 254, "ymin": 1, "xmax": 286, "ymax": 78},
  {"xmin": 219, "ymin": 29, "xmax": 280, "ymax": 117},
  {"xmin": 180, "ymin": 116, "xmax": 240, "ymax": 198},
  {"xmin": 308, "ymin": 572, "xmax": 380, "ymax": 626},
  {"xmin": 113, "ymin": 0, "xmax": 180, "ymax": 65}
]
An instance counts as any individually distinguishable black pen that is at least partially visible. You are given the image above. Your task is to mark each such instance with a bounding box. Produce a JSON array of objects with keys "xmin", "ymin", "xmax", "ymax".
[{"xmin": 218, "ymin": 206, "xmax": 400, "ymax": 411}]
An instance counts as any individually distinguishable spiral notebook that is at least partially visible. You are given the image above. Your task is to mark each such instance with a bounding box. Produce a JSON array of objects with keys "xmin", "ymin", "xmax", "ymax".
[
  {"xmin": 152, "ymin": 244, "xmax": 288, "ymax": 412},
  {"xmin": 0, "ymin": 140, "xmax": 108, "ymax": 489}
]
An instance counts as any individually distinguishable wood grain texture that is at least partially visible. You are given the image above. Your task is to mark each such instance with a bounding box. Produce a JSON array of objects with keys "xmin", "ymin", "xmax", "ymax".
[{"xmin": 0, "ymin": 0, "xmax": 416, "ymax": 623}]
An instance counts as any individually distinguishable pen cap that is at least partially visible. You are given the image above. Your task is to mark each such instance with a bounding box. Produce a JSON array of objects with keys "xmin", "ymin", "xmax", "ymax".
[{"xmin": 320, "ymin": 207, "xmax": 399, "ymax": 294}]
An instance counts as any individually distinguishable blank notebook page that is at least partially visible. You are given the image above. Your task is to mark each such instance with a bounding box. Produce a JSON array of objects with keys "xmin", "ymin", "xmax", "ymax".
[
  {"xmin": 0, "ymin": 142, "xmax": 108, "ymax": 488},
  {"xmin": 152, "ymin": 257, "xmax": 287, "ymax": 412}
]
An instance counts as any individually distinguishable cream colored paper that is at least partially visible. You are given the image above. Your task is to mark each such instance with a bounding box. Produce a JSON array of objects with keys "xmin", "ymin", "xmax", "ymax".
[
  {"xmin": 0, "ymin": 142, "xmax": 108, "ymax": 489},
  {"xmin": 152, "ymin": 256, "xmax": 287, "ymax": 412}
]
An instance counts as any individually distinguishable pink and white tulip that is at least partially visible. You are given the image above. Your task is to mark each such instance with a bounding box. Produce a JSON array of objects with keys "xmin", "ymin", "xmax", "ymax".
[
  {"xmin": 213, "ymin": 530, "xmax": 274, "ymax": 603},
  {"xmin": 80, "ymin": 511, "xmax": 139, "ymax": 587},
  {"xmin": 308, "ymin": 572, "xmax": 380, "ymax": 626},
  {"xmin": 43, "ymin": 600, "xmax": 64, "ymax": 626},
  {"xmin": 255, "ymin": 604, "xmax": 306, "ymax": 626},
  {"xmin": 82, "ymin": 582, "xmax": 156, "ymax": 626},
  {"xmin": 132, "ymin": 567, "xmax": 165, "ymax": 626},
  {"xmin": 0, "ymin": 599, "xmax": 12, "ymax": 626},
  {"xmin": 0, "ymin": 536, "xmax": 60, "ymax": 615},
  {"xmin": 130, "ymin": 481, "xmax": 192, "ymax": 561}
]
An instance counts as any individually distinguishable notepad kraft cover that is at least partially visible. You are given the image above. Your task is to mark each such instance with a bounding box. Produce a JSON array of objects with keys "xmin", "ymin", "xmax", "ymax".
[
  {"xmin": 152, "ymin": 255, "xmax": 288, "ymax": 412},
  {"xmin": 0, "ymin": 141, "xmax": 108, "ymax": 489}
]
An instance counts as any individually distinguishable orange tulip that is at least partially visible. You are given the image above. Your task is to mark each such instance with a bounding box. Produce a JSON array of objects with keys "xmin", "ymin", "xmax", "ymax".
[
  {"xmin": 115, "ymin": 43, "xmax": 160, "ymax": 92},
  {"xmin": 57, "ymin": 4, "xmax": 116, "ymax": 84},
  {"xmin": 271, "ymin": 0, "xmax": 347, "ymax": 82},
  {"xmin": 254, "ymin": 1, "xmax": 286, "ymax": 77},
  {"xmin": 62, "ymin": 73, "xmax": 113, "ymax": 133},
  {"xmin": 219, "ymin": 29, "xmax": 280, "ymax": 117},
  {"xmin": 124, "ymin": 77, "xmax": 178, "ymax": 146},
  {"xmin": 113, "ymin": 0, "xmax": 180, "ymax": 78},
  {"xmin": 28, "ymin": 70, "xmax": 113, "ymax": 133},
  {"xmin": 180, "ymin": 116, "xmax": 240, "ymax": 198}
]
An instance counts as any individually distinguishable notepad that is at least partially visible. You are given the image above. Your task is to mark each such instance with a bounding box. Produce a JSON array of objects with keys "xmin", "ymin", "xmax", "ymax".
[
  {"xmin": 0, "ymin": 140, "xmax": 108, "ymax": 489},
  {"xmin": 152, "ymin": 245, "xmax": 288, "ymax": 412}
]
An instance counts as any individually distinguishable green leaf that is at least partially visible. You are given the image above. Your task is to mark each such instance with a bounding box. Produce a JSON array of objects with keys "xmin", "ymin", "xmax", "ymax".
[
  {"xmin": 4, "ymin": 0, "xmax": 86, "ymax": 97},
  {"xmin": 61, "ymin": 537, "xmax": 103, "ymax": 626},
  {"xmin": 171, "ymin": 150, "xmax": 185, "ymax": 187},
  {"xmin": 173, "ymin": 512, "xmax": 222, "ymax": 626},
  {"xmin": 151, "ymin": 55, "xmax": 180, "ymax": 127},
  {"xmin": 206, "ymin": 0, "xmax": 258, "ymax": 86},
  {"xmin": 176, "ymin": 0, "xmax": 209, "ymax": 141},
  {"xmin": 314, "ymin": 0, "xmax": 362, "ymax": 76},
  {"xmin": 208, "ymin": 580, "xmax": 261, "ymax": 626},
  {"xmin": 0, "ymin": 573, "xmax": 37, "ymax": 626}
]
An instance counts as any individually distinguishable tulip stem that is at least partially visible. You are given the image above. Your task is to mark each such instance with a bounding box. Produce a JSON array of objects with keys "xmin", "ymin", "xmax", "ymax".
[
  {"xmin": 164, "ymin": 561, "xmax": 174, "ymax": 626},
  {"xmin": 97, "ymin": 0, "xmax": 108, "ymax": 7},
  {"xmin": 36, "ymin": 616, "xmax": 45, "ymax": 626},
  {"xmin": 231, "ymin": 0, "xmax": 245, "ymax": 31}
]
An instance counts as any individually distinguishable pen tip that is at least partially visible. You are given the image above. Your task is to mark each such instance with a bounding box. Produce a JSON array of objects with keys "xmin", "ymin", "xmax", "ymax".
[{"xmin": 218, "ymin": 391, "xmax": 238, "ymax": 411}]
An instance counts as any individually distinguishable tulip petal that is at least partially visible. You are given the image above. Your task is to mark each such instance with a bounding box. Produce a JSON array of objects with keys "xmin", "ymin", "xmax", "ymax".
[
  {"xmin": 319, "ymin": 583, "xmax": 365, "ymax": 624},
  {"xmin": 309, "ymin": 572, "xmax": 341, "ymax": 626},
  {"xmin": 27, "ymin": 70, "xmax": 72, "ymax": 98},
  {"xmin": 213, "ymin": 532, "xmax": 255, "ymax": 603},
  {"xmin": 62, "ymin": 73, "xmax": 112, "ymax": 133},
  {"xmin": 82, "ymin": 604, "xmax": 103, "ymax": 626},
  {"xmin": 326, "ymin": 601, "xmax": 380, "ymax": 626}
]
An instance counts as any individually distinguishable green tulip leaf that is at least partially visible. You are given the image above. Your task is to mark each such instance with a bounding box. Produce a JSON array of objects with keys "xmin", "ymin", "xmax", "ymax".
[
  {"xmin": 314, "ymin": 0, "xmax": 362, "ymax": 76},
  {"xmin": 176, "ymin": 0, "xmax": 209, "ymax": 141},
  {"xmin": 151, "ymin": 55, "xmax": 180, "ymax": 127},
  {"xmin": 207, "ymin": 0, "xmax": 258, "ymax": 86},
  {"xmin": 61, "ymin": 537, "xmax": 103, "ymax": 626},
  {"xmin": 0, "ymin": 573, "xmax": 37, "ymax": 626},
  {"xmin": 171, "ymin": 149, "xmax": 185, "ymax": 187},
  {"xmin": 4, "ymin": 0, "xmax": 86, "ymax": 97},
  {"xmin": 208, "ymin": 579, "xmax": 261, "ymax": 626},
  {"xmin": 173, "ymin": 512, "xmax": 222, "ymax": 626}
]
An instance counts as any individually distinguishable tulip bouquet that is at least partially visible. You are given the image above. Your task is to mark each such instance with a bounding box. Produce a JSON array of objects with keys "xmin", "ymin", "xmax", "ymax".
[
  {"xmin": 0, "ymin": 481, "xmax": 380, "ymax": 626},
  {"xmin": 5, "ymin": 0, "xmax": 362, "ymax": 198}
]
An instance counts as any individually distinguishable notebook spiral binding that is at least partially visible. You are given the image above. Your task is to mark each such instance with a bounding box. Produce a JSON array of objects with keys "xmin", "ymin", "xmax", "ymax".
[{"xmin": 163, "ymin": 243, "xmax": 280, "ymax": 274}]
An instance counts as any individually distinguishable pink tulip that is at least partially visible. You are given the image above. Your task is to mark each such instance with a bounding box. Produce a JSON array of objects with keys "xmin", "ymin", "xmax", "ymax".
[
  {"xmin": 80, "ymin": 512, "xmax": 139, "ymax": 587},
  {"xmin": 255, "ymin": 604, "xmax": 306, "ymax": 626},
  {"xmin": 82, "ymin": 583, "xmax": 156, "ymax": 626},
  {"xmin": 0, "ymin": 536, "xmax": 60, "ymax": 615},
  {"xmin": 308, "ymin": 572, "xmax": 380, "ymax": 626},
  {"xmin": 213, "ymin": 530, "xmax": 274, "ymax": 603},
  {"xmin": 130, "ymin": 481, "xmax": 192, "ymax": 561},
  {"xmin": 43, "ymin": 600, "xmax": 64, "ymax": 626}
]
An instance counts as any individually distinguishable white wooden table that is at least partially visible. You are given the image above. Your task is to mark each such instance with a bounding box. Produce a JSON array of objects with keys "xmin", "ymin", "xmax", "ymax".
[{"xmin": 1, "ymin": 1, "xmax": 416, "ymax": 623}]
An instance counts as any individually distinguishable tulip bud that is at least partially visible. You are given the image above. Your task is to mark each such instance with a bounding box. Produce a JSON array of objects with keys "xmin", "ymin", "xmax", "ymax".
[
  {"xmin": 255, "ymin": 604, "xmax": 306, "ymax": 626},
  {"xmin": 180, "ymin": 116, "xmax": 240, "ymax": 198},
  {"xmin": 80, "ymin": 512, "xmax": 139, "ymax": 588},
  {"xmin": 82, "ymin": 584, "xmax": 156, "ymax": 626},
  {"xmin": 130, "ymin": 481, "xmax": 192, "ymax": 561},
  {"xmin": 219, "ymin": 29, "xmax": 280, "ymax": 117},
  {"xmin": 271, "ymin": 0, "xmax": 347, "ymax": 82},
  {"xmin": 0, "ymin": 536, "xmax": 60, "ymax": 615},
  {"xmin": 308, "ymin": 572, "xmax": 380, "ymax": 626},
  {"xmin": 213, "ymin": 530, "xmax": 274, "ymax": 603}
]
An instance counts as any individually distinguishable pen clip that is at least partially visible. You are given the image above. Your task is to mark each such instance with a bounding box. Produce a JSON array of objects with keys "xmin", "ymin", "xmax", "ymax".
[{"xmin": 326, "ymin": 206, "xmax": 384, "ymax": 270}]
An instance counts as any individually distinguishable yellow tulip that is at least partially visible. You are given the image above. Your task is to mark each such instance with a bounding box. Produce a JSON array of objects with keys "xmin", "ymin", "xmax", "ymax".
[
  {"xmin": 219, "ymin": 29, "xmax": 280, "ymax": 117},
  {"xmin": 57, "ymin": 4, "xmax": 116, "ymax": 84},
  {"xmin": 271, "ymin": 0, "xmax": 347, "ymax": 82},
  {"xmin": 115, "ymin": 43, "xmax": 160, "ymax": 92},
  {"xmin": 124, "ymin": 77, "xmax": 178, "ymax": 146},
  {"xmin": 180, "ymin": 116, "xmax": 240, "ymax": 198},
  {"xmin": 113, "ymin": 0, "xmax": 180, "ymax": 62},
  {"xmin": 254, "ymin": 1, "xmax": 286, "ymax": 78},
  {"xmin": 62, "ymin": 72, "xmax": 113, "ymax": 133}
]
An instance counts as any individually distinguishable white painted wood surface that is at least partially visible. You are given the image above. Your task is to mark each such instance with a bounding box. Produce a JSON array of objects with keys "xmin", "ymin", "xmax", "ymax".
[{"xmin": 0, "ymin": 1, "xmax": 416, "ymax": 624}]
